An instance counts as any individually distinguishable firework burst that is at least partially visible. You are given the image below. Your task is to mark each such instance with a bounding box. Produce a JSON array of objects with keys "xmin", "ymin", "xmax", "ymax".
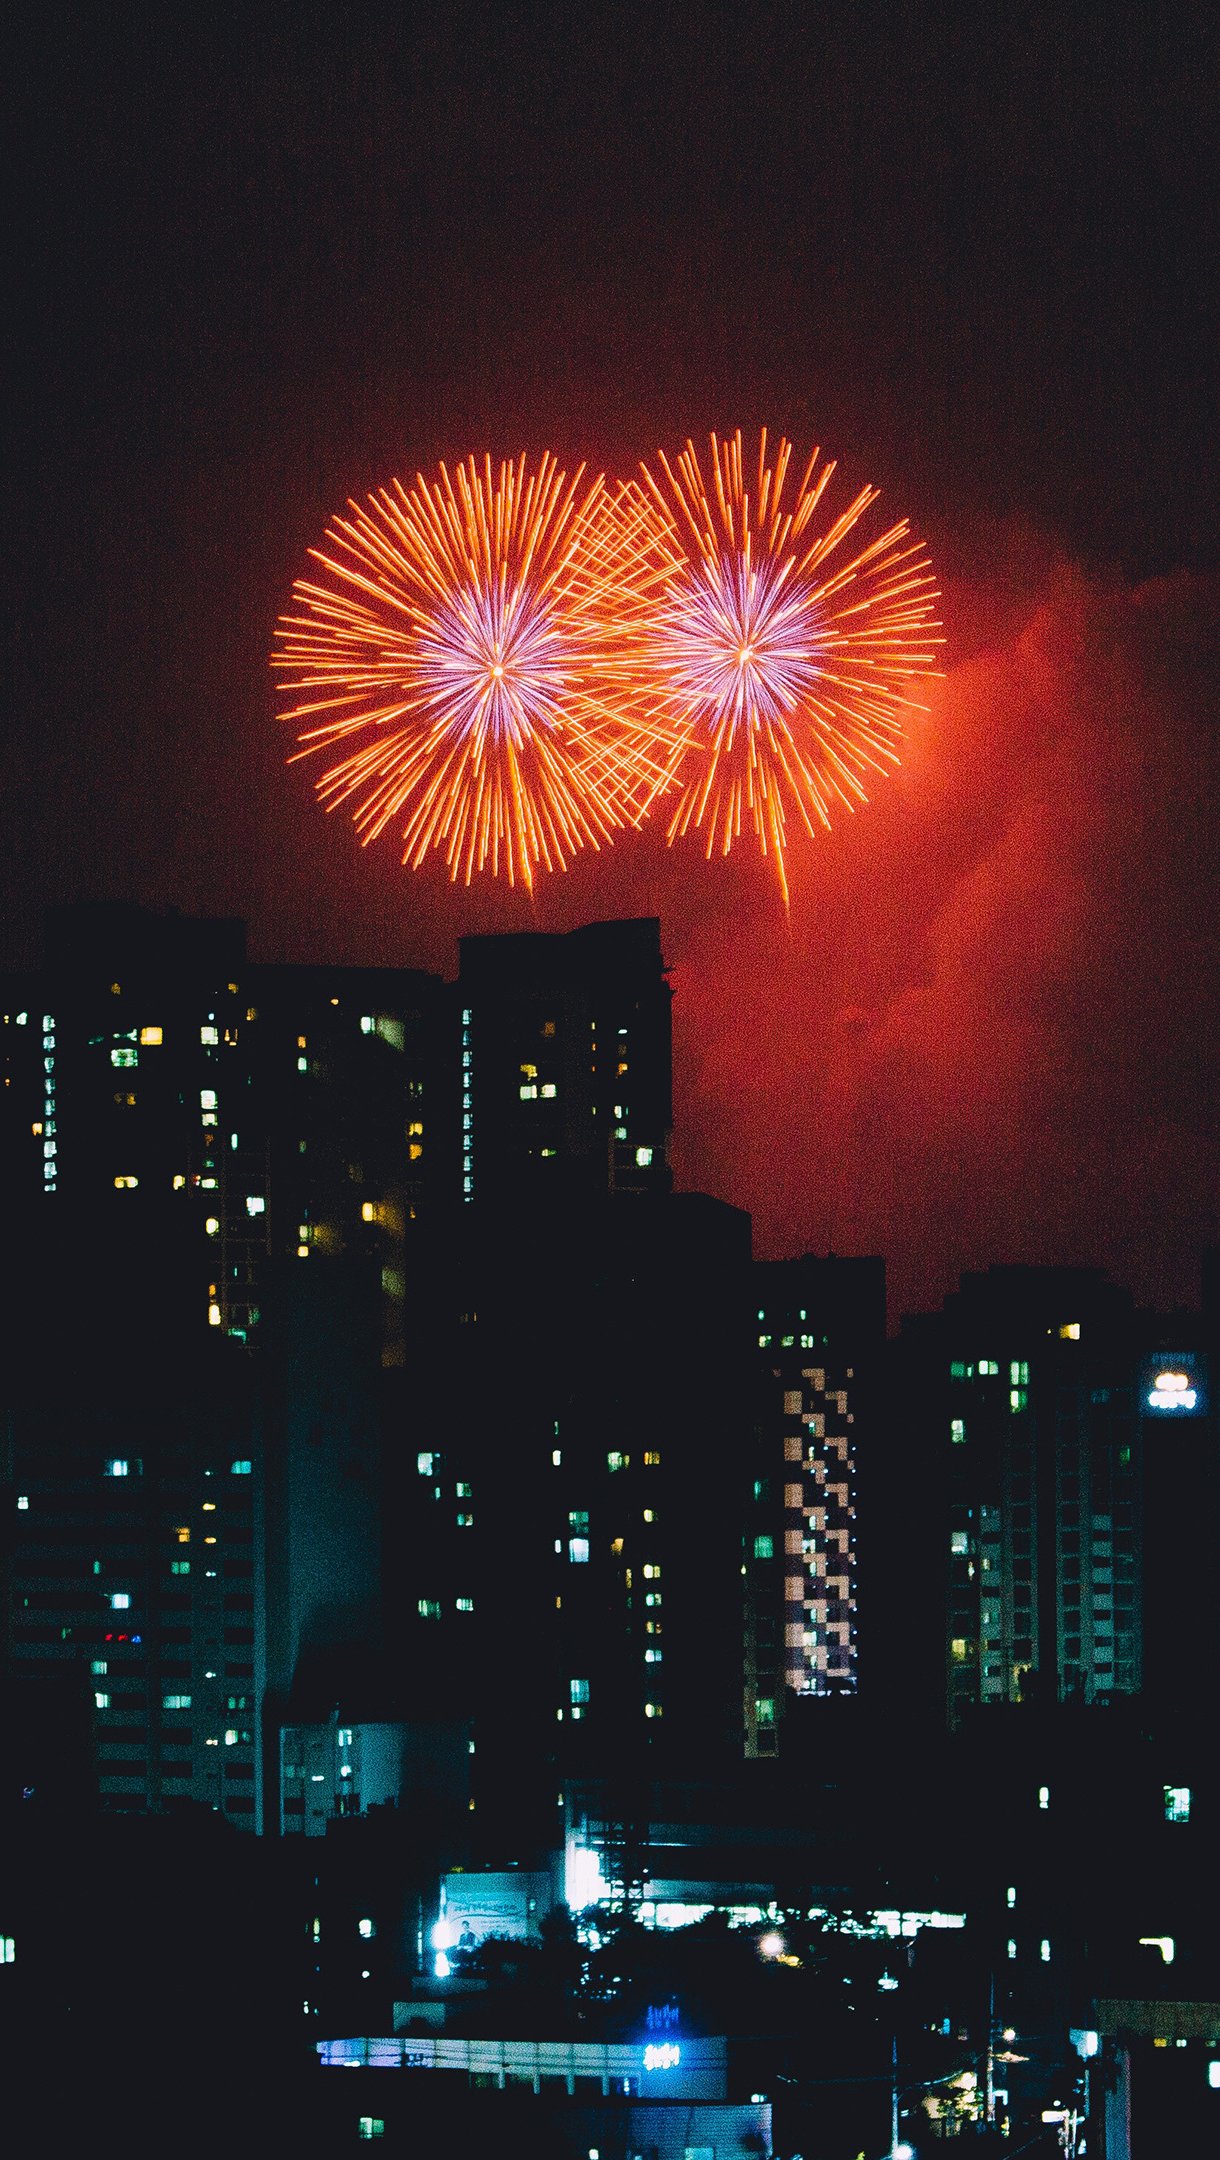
[
  {"xmin": 636, "ymin": 429, "xmax": 941, "ymax": 904},
  {"xmin": 273, "ymin": 454, "xmax": 676, "ymax": 889}
]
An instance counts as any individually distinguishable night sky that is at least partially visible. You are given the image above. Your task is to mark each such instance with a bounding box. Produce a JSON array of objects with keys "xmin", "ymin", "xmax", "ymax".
[{"xmin": 7, "ymin": 3, "xmax": 1218, "ymax": 1318}]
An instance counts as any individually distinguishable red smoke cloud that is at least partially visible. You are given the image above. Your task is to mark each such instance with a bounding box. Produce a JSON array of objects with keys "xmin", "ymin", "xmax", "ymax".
[{"xmin": 661, "ymin": 551, "xmax": 1220, "ymax": 1318}]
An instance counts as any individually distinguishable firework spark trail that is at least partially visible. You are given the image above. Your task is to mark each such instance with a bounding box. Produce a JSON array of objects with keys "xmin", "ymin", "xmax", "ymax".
[
  {"xmin": 634, "ymin": 429, "xmax": 941, "ymax": 904},
  {"xmin": 273, "ymin": 454, "xmax": 681, "ymax": 889}
]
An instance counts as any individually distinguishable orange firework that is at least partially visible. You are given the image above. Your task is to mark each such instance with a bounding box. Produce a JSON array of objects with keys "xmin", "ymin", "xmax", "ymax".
[
  {"xmin": 635, "ymin": 429, "xmax": 941, "ymax": 904},
  {"xmin": 273, "ymin": 454, "xmax": 676, "ymax": 889}
]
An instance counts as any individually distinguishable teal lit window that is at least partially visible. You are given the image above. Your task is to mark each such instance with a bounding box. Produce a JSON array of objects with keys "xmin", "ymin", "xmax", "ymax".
[
  {"xmin": 950, "ymin": 1361, "xmax": 970, "ymax": 1379},
  {"xmin": 1164, "ymin": 1785, "xmax": 1191, "ymax": 1824},
  {"xmin": 230, "ymin": 1460, "xmax": 252, "ymax": 1476},
  {"xmin": 752, "ymin": 1534, "xmax": 774, "ymax": 1560},
  {"xmin": 417, "ymin": 1599, "xmax": 441, "ymax": 1619},
  {"xmin": 1010, "ymin": 1360, "xmax": 1029, "ymax": 1385},
  {"xmin": 170, "ymin": 1560, "xmax": 190, "ymax": 1575},
  {"xmin": 950, "ymin": 1418, "xmax": 967, "ymax": 1443},
  {"xmin": 570, "ymin": 1678, "xmax": 590, "ymax": 1704},
  {"xmin": 755, "ymin": 1696, "xmax": 776, "ymax": 1726},
  {"xmin": 568, "ymin": 1539, "xmax": 589, "ymax": 1564},
  {"xmin": 979, "ymin": 1359, "xmax": 1000, "ymax": 1375},
  {"xmin": 607, "ymin": 1451, "xmax": 629, "ymax": 1471}
]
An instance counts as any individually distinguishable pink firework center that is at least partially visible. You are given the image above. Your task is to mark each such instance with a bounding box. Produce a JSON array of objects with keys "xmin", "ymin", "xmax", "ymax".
[{"xmin": 273, "ymin": 453, "xmax": 678, "ymax": 890}]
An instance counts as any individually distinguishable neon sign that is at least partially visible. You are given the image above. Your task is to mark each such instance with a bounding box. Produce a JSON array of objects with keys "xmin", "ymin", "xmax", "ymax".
[
  {"xmin": 643, "ymin": 2042, "xmax": 681, "ymax": 2071},
  {"xmin": 1148, "ymin": 1371, "xmax": 1198, "ymax": 1411}
]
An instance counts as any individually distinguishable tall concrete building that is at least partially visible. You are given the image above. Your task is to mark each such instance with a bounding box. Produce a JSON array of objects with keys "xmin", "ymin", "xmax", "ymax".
[
  {"xmin": 898, "ymin": 1266, "xmax": 1145, "ymax": 1724},
  {"xmin": 454, "ymin": 917, "xmax": 673, "ymax": 1209},
  {"xmin": 743, "ymin": 1256, "xmax": 885, "ymax": 1755},
  {"xmin": 1, "ymin": 902, "xmax": 445, "ymax": 1360}
]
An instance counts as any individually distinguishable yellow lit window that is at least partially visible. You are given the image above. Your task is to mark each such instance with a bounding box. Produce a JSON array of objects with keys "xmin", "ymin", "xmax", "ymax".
[
  {"xmin": 114, "ymin": 1175, "xmax": 138, "ymax": 1189},
  {"xmin": 175, "ymin": 1528, "xmax": 190, "ymax": 1544},
  {"xmin": 951, "ymin": 1637, "xmax": 969, "ymax": 1660},
  {"xmin": 204, "ymin": 1535, "xmax": 217, "ymax": 1545},
  {"xmin": 297, "ymin": 1035, "xmax": 307, "ymax": 1049},
  {"xmin": 643, "ymin": 1450, "xmax": 662, "ymax": 1466},
  {"xmin": 110, "ymin": 982, "xmax": 121, "ymax": 996},
  {"xmin": 202, "ymin": 1502, "xmax": 217, "ymax": 1512},
  {"xmin": 1058, "ymin": 1323, "xmax": 1081, "ymax": 1340},
  {"xmin": 361, "ymin": 1202, "xmax": 378, "ymax": 1222},
  {"xmin": 297, "ymin": 1244, "xmax": 310, "ymax": 1259},
  {"xmin": 208, "ymin": 1303, "xmax": 222, "ymax": 1326},
  {"xmin": 519, "ymin": 1062, "xmax": 538, "ymax": 1079},
  {"xmin": 642, "ymin": 1508, "xmax": 655, "ymax": 1523},
  {"xmin": 172, "ymin": 1174, "xmax": 186, "ymax": 1190},
  {"xmin": 139, "ymin": 1026, "xmax": 162, "ymax": 1045},
  {"xmin": 205, "ymin": 1217, "xmax": 220, "ymax": 1236},
  {"xmin": 32, "ymin": 1122, "xmax": 42, "ymax": 1136}
]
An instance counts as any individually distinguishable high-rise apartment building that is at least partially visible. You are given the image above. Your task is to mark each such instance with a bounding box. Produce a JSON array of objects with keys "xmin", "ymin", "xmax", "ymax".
[
  {"xmin": 454, "ymin": 918, "xmax": 672, "ymax": 1209},
  {"xmin": 402, "ymin": 1192, "xmax": 753, "ymax": 1838},
  {"xmin": 898, "ymin": 1266, "xmax": 1144, "ymax": 1724},
  {"xmin": 743, "ymin": 1256, "xmax": 885, "ymax": 1755},
  {"xmin": 3, "ymin": 1312, "xmax": 265, "ymax": 1826},
  {"xmin": 1, "ymin": 903, "xmax": 445, "ymax": 1360}
]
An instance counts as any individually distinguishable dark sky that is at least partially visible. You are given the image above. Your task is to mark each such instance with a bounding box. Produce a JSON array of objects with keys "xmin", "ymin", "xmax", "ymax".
[{"xmin": 6, "ymin": 2, "xmax": 1218, "ymax": 1317}]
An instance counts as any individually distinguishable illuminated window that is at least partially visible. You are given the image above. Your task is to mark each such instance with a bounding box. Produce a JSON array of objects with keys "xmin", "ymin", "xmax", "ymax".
[
  {"xmin": 752, "ymin": 1535, "xmax": 774, "ymax": 1560},
  {"xmin": 246, "ymin": 1195, "xmax": 265, "ymax": 1216},
  {"xmin": 16, "ymin": 1496, "xmax": 28, "ymax": 1510},
  {"xmin": 230, "ymin": 1460, "xmax": 252, "ymax": 1476},
  {"xmin": 1010, "ymin": 1361, "xmax": 1029, "ymax": 1385},
  {"xmin": 951, "ymin": 1530, "xmax": 969, "ymax": 1554},
  {"xmin": 1040, "ymin": 1938, "xmax": 1051, "ymax": 1962},
  {"xmin": 111, "ymin": 1047, "xmax": 138, "ymax": 1069},
  {"xmin": 94, "ymin": 1691, "xmax": 110, "ymax": 1709},
  {"xmin": 1164, "ymin": 1785, "xmax": 1192, "ymax": 1823},
  {"xmin": 139, "ymin": 1025, "xmax": 162, "ymax": 1045},
  {"xmin": 1038, "ymin": 1785, "xmax": 1050, "ymax": 1810},
  {"xmin": 1059, "ymin": 1323, "xmax": 1081, "ymax": 1340},
  {"xmin": 635, "ymin": 1145, "xmax": 654, "ymax": 1167},
  {"xmin": 570, "ymin": 1678, "xmax": 590, "ymax": 1704},
  {"xmin": 114, "ymin": 1175, "xmax": 138, "ymax": 1189},
  {"xmin": 361, "ymin": 1201, "xmax": 378, "ymax": 1222},
  {"xmin": 978, "ymin": 1359, "xmax": 1000, "ymax": 1375},
  {"xmin": 163, "ymin": 1694, "xmax": 191, "ymax": 1710},
  {"xmin": 519, "ymin": 1083, "xmax": 538, "ymax": 1100},
  {"xmin": 755, "ymin": 1696, "xmax": 776, "ymax": 1726},
  {"xmin": 0, "ymin": 1939, "xmax": 14, "ymax": 1964},
  {"xmin": 951, "ymin": 1638, "xmax": 969, "ymax": 1660},
  {"xmin": 1010, "ymin": 1389, "xmax": 1028, "ymax": 1413},
  {"xmin": 205, "ymin": 1217, "xmax": 220, "ymax": 1236},
  {"xmin": 297, "ymin": 1057, "xmax": 308, "ymax": 1073},
  {"xmin": 950, "ymin": 1418, "xmax": 966, "ymax": 1443},
  {"xmin": 200, "ymin": 1025, "xmax": 219, "ymax": 1045},
  {"xmin": 540, "ymin": 1082, "xmax": 557, "ymax": 1099},
  {"xmin": 170, "ymin": 1560, "xmax": 190, "ymax": 1575},
  {"xmin": 417, "ymin": 1453, "xmax": 435, "ymax": 1475},
  {"xmin": 643, "ymin": 1450, "xmax": 661, "ymax": 1466},
  {"xmin": 607, "ymin": 1451, "xmax": 629, "ymax": 1471},
  {"xmin": 358, "ymin": 1917, "xmax": 375, "ymax": 1939},
  {"xmin": 357, "ymin": 2125, "xmax": 384, "ymax": 2143},
  {"xmin": 104, "ymin": 1459, "xmax": 129, "ymax": 1479},
  {"xmin": 455, "ymin": 1597, "xmax": 474, "ymax": 1613},
  {"xmin": 202, "ymin": 1501, "xmax": 217, "ymax": 1513},
  {"xmin": 642, "ymin": 1563, "xmax": 660, "ymax": 1580},
  {"xmin": 417, "ymin": 1599, "xmax": 441, "ymax": 1619},
  {"xmin": 208, "ymin": 1303, "xmax": 222, "ymax": 1325},
  {"xmin": 568, "ymin": 1538, "xmax": 589, "ymax": 1564},
  {"xmin": 109, "ymin": 1593, "xmax": 130, "ymax": 1610}
]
